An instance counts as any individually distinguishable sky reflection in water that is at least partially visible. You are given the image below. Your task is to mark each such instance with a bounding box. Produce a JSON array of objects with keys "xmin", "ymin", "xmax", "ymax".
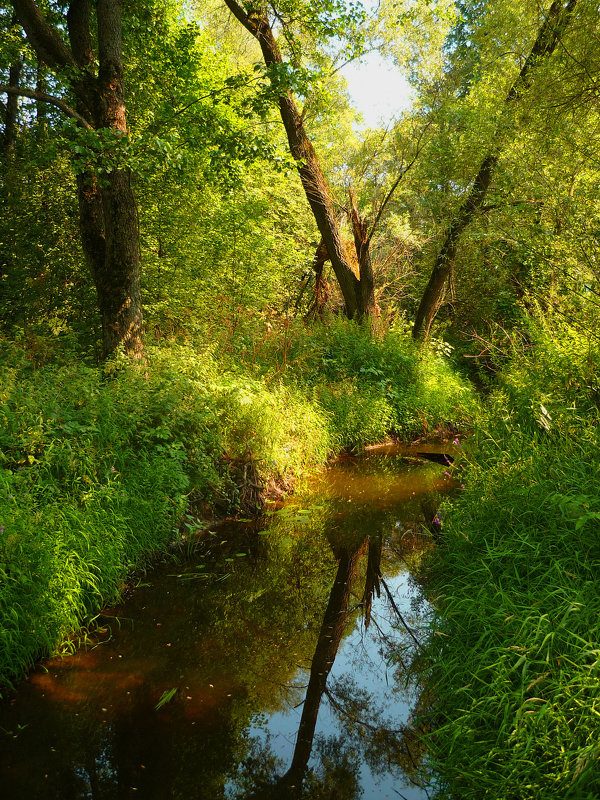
[{"xmin": 0, "ymin": 443, "xmax": 457, "ymax": 800}]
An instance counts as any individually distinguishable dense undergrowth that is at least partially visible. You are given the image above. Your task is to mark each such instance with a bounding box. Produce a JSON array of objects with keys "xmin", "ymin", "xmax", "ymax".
[
  {"xmin": 0, "ymin": 319, "xmax": 476, "ymax": 691},
  {"xmin": 417, "ymin": 318, "xmax": 600, "ymax": 799}
]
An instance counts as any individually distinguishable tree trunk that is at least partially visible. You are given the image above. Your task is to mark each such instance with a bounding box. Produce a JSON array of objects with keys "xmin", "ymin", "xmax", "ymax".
[
  {"xmin": 412, "ymin": 0, "xmax": 578, "ymax": 339},
  {"xmin": 75, "ymin": 172, "xmax": 106, "ymax": 288},
  {"xmin": 223, "ymin": 0, "xmax": 373, "ymax": 320},
  {"xmin": 301, "ymin": 238, "xmax": 330, "ymax": 319},
  {"xmin": 98, "ymin": 169, "xmax": 143, "ymax": 356},
  {"xmin": 11, "ymin": 0, "xmax": 144, "ymax": 358},
  {"xmin": 349, "ymin": 188, "xmax": 376, "ymax": 318},
  {"xmin": 412, "ymin": 154, "xmax": 497, "ymax": 339},
  {"xmin": 93, "ymin": 0, "xmax": 143, "ymax": 357}
]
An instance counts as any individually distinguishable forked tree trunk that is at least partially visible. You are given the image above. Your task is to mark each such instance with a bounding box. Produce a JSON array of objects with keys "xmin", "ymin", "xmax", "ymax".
[
  {"xmin": 223, "ymin": 0, "xmax": 373, "ymax": 320},
  {"xmin": 412, "ymin": 0, "xmax": 579, "ymax": 339},
  {"xmin": 349, "ymin": 188, "xmax": 376, "ymax": 318},
  {"xmin": 11, "ymin": 0, "xmax": 144, "ymax": 358}
]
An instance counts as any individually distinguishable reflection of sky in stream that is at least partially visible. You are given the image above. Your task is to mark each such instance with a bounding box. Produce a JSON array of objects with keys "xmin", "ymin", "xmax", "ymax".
[
  {"xmin": 231, "ymin": 444, "xmax": 459, "ymax": 798},
  {"xmin": 244, "ymin": 568, "xmax": 427, "ymax": 799},
  {"xmin": 0, "ymin": 442, "xmax": 457, "ymax": 800}
]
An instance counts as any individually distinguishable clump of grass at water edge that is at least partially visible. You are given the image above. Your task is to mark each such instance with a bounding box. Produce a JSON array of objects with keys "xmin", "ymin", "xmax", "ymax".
[{"xmin": 413, "ymin": 318, "xmax": 600, "ymax": 799}]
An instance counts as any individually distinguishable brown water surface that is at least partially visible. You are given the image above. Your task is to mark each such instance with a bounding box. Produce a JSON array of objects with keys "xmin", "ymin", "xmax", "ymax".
[{"xmin": 0, "ymin": 441, "xmax": 460, "ymax": 800}]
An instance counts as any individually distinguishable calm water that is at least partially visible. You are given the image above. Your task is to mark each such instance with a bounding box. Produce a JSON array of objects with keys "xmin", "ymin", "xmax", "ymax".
[{"xmin": 0, "ymin": 443, "xmax": 458, "ymax": 800}]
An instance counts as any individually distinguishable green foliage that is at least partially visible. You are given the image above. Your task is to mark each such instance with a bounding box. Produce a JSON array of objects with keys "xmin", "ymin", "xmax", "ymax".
[
  {"xmin": 415, "ymin": 317, "xmax": 600, "ymax": 799},
  {"xmin": 0, "ymin": 148, "xmax": 96, "ymax": 348},
  {"xmin": 299, "ymin": 320, "xmax": 477, "ymax": 447},
  {"xmin": 1, "ymin": 0, "xmax": 600, "ymax": 793},
  {"xmin": 0, "ymin": 320, "xmax": 475, "ymax": 688},
  {"xmin": 197, "ymin": 315, "xmax": 477, "ymax": 447}
]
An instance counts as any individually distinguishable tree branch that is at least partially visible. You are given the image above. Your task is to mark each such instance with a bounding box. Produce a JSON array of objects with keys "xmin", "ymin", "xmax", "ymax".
[
  {"xmin": 366, "ymin": 122, "xmax": 432, "ymax": 248},
  {"xmin": 0, "ymin": 84, "xmax": 93, "ymax": 129},
  {"xmin": 223, "ymin": 0, "xmax": 259, "ymax": 37},
  {"xmin": 10, "ymin": 0, "xmax": 76, "ymax": 71}
]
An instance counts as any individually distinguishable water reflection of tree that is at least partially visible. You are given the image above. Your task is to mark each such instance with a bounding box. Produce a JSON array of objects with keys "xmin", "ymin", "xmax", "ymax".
[
  {"xmin": 0, "ymin": 520, "xmax": 338, "ymax": 800},
  {"xmin": 280, "ymin": 539, "xmax": 367, "ymax": 791},
  {"xmin": 230, "ymin": 526, "xmax": 432, "ymax": 800},
  {"xmin": 325, "ymin": 676, "xmax": 430, "ymax": 798},
  {"xmin": 2, "ymin": 454, "xmax": 446, "ymax": 800}
]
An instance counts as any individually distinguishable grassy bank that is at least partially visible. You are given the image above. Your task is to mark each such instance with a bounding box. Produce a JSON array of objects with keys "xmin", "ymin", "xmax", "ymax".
[
  {"xmin": 417, "ymin": 320, "xmax": 600, "ymax": 799},
  {"xmin": 0, "ymin": 321, "xmax": 476, "ymax": 691}
]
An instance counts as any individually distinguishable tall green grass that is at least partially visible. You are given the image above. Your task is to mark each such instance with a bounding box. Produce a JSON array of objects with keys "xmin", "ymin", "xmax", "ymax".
[
  {"xmin": 217, "ymin": 317, "xmax": 477, "ymax": 448},
  {"xmin": 0, "ymin": 321, "xmax": 476, "ymax": 690},
  {"xmin": 416, "ymin": 318, "xmax": 600, "ymax": 798}
]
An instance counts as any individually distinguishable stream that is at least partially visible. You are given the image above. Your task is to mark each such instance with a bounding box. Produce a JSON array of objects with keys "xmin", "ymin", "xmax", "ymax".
[{"xmin": 0, "ymin": 442, "xmax": 458, "ymax": 800}]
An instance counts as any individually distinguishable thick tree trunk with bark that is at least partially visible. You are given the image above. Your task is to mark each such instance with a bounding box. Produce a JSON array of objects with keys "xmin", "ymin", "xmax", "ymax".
[
  {"xmin": 98, "ymin": 169, "xmax": 142, "ymax": 355},
  {"xmin": 10, "ymin": 0, "xmax": 144, "ymax": 358},
  {"xmin": 93, "ymin": 0, "xmax": 143, "ymax": 356},
  {"xmin": 223, "ymin": 0, "xmax": 373, "ymax": 320},
  {"xmin": 349, "ymin": 188, "xmax": 376, "ymax": 318},
  {"xmin": 412, "ymin": 0, "xmax": 579, "ymax": 339}
]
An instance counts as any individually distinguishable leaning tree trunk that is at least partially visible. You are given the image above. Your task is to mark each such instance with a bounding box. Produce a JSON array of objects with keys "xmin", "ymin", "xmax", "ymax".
[
  {"xmin": 412, "ymin": 0, "xmax": 579, "ymax": 339},
  {"xmin": 412, "ymin": 154, "xmax": 497, "ymax": 339},
  {"xmin": 223, "ymin": 0, "xmax": 373, "ymax": 320}
]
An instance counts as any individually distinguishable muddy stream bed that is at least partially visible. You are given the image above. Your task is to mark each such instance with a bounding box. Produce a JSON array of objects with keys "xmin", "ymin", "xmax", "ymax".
[{"xmin": 0, "ymin": 442, "xmax": 459, "ymax": 800}]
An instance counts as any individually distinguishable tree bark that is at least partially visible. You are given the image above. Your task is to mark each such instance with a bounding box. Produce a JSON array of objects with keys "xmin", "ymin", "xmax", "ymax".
[
  {"xmin": 349, "ymin": 188, "xmax": 376, "ymax": 318},
  {"xmin": 223, "ymin": 0, "xmax": 373, "ymax": 320},
  {"xmin": 94, "ymin": 0, "xmax": 143, "ymax": 357},
  {"xmin": 65, "ymin": 0, "xmax": 108, "ymax": 335},
  {"xmin": 412, "ymin": 0, "xmax": 579, "ymax": 339},
  {"xmin": 10, "ymin": 0, "xmax": 144, "ymax": 358}
]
